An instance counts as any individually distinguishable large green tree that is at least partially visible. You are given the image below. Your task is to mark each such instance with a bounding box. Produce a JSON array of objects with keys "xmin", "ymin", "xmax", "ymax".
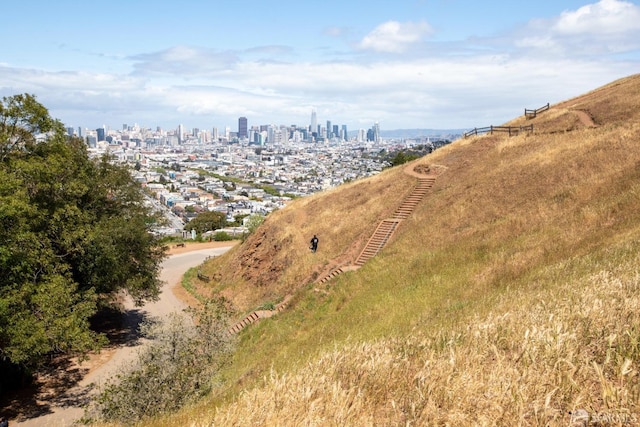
[
  {"xmin": 0, "ymin": 94, "xmax": 165, "ymax": 370},
  {"xmin": 184, "ymin": 211, "xmax": 227, "ymax": 235}
]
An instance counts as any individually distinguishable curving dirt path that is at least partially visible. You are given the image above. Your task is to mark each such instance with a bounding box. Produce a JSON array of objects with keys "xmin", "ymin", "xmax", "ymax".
[{"xmin": 8, "ymin": 242, "xmax": 236, "ymax": 427}]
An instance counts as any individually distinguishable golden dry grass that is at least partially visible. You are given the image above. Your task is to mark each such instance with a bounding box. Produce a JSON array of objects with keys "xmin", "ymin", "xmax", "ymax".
[
  {"xmin": 203, "ymin": 250, "xmax": 640, "ymax": 426},
  {"xmin": 131, "ymin": 74, "xmax": 640, "ymax": 426}
]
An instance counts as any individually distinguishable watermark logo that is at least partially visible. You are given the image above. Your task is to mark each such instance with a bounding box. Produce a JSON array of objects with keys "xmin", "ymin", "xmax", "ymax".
[{"xmin": 569, "ymin": 409, "xmax": 637, "ymax": 426}]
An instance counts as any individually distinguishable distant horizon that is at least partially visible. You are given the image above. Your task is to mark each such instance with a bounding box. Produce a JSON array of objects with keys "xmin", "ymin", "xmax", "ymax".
[{"xmin": 68, "ymin": 121, "xmax": 468, "ymax": 139}]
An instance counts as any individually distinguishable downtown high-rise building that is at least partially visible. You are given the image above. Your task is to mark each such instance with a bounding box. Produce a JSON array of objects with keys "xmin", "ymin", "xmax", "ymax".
[
  {"xmin": 310, "ymin": 109, "xmax": 317, "ymax": 134},
  {"xmin": 238, "ymin": 117, "xmax": 248, "ymax": 139},
  {"xmin": 178, "ymin": 124, "xmax": 184, "ymax": 144},
  {"xmin": 367, "ymin": 122, "xmax": 381, "ymax": 143}
]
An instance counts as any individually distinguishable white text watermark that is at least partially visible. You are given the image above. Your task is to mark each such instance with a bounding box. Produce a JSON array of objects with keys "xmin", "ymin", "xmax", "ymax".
[{"xmin": 569, "ymin": 409, "xmax": 637, "ymax": 426}]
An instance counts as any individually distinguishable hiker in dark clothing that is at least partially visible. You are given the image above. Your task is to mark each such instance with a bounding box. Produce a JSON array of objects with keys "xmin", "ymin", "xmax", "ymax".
[{"xmin": 310, "ymin": 235, "xmax": 319, "ymax": 253}]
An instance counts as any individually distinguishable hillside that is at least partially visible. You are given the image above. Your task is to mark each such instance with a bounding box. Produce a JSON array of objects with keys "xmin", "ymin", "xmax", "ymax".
[{"xmin": 156, "ymin": 74, "xmax": 640, "ymax": 425}]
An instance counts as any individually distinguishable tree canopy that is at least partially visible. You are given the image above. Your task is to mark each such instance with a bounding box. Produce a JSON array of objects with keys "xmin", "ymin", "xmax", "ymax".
[
  {"xmin": 0, "ymin": 94, "xmax": 165, "ymax": 370},
  {"xmin": 184, "ymin": 210, "xmax": 227, "ymax": 235}
]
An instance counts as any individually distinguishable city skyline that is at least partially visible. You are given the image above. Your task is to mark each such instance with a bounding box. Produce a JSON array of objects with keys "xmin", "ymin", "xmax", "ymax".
[
  {"xmin": 1, "ymin": 0, "xmax": 639, "ymax": 130},
  {"xmin": 74, "ymin": 111, "xmax": 381, "ymax": 146},
  {"xmin": 60, "ymin": 108, "xmax": 382, "ymax": 142}
]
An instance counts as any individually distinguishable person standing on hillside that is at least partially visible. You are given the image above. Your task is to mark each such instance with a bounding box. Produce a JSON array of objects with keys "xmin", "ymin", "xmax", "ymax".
[{"xmin": 310, "ymin": 235, "xmax": 319, "ymax": 253}]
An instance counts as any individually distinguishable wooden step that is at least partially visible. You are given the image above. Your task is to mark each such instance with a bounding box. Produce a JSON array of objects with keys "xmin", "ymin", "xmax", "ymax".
[{"xmin": 319, "ymin": 267, "xmax": 344, "ymax": 283}]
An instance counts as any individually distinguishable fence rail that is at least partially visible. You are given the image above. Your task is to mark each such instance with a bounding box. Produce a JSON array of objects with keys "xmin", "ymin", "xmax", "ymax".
[
  {"xmin": 525, "ymin": 103, "xmax": 550, "ymax": 119},
  {"xmin": 463, "ymin": 124, "xmax": 533, "ymax": 138}
]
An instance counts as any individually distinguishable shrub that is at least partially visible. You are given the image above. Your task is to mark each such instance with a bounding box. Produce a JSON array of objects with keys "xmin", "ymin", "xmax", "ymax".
[
  {"xmin": 85, "ymin": 298, "xmax": 235, "ymax": 424},
  {"xmin": 245, "ymin": 214, "xmax": 265, "ymax": 234},
  {"xmin": 214, "ymin": 231, "xmax": 233, "ymax": 241}
]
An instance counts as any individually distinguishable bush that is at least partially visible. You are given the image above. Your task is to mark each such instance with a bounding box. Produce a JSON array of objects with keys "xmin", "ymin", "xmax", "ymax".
[
  {"xmin": 214, "ymin": 231, "xmax": 233, "ymax": 241},
  {"xmin": 85, "ymin": 298, "xmax": 235, "ymax": 424},
  {"xmin": 245, "ymin": 214, "xmax": 265, "ymax": 234}
]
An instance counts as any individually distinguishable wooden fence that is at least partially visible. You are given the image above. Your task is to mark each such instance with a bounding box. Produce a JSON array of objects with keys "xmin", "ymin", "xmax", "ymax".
[
  {"xmin": 525, "ymin": 103, "xmax": 550, "ymax": 119},
  {"xmin": 463, "ymin": 124, "xmax": 533, "ymax": 138}
]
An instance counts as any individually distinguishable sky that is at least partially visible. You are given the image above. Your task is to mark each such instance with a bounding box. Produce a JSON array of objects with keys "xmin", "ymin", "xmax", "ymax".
[{"xmin": 1, "ymin": 0, "xmax": 639, "ymax": 132}]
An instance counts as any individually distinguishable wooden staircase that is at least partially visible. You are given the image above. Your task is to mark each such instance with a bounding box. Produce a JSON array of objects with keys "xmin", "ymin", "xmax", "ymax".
[
  {"xmin": 227, "ymin": 174, "xmax": 436, "ymax": 334},
  {"xmin": 354, "ymin": 176, "xmax": 435, "ymax": 266},
  {"xmin": 354, "ymin": 219, "xmax": 401, "ymax": 266},
  {"xmin": 393, "ymin": 177, "xmax": 435, "ymax": 219},
  {"xmin": 227, "ymin": 297, "xmax": 290, "ymax": 335},
  {"xmin": 319, "ymin": 266, "xmax": 345, "ymax": 284},
  {"xmin": 319, "ymin": 265, "xmax": 360, "ymax": 284}
]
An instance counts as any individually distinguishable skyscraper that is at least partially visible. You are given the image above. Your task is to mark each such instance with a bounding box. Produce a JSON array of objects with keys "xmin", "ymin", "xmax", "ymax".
[
  {"xmin": 238, "ymin": 117, "xmax": 248, "ymax": 139},
  {"xmin": 372, "ymin": 122, "xmax": 380, "ymax": 143},
  {"xmin": 310, "ymin": 109, "xmax": 317, "ymax": 134}
]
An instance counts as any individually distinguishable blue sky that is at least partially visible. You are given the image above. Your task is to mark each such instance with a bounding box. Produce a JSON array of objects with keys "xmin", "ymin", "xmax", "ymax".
[{"xmin": 1, "ymin": 0, "xmax": 639, "ymax": 132}]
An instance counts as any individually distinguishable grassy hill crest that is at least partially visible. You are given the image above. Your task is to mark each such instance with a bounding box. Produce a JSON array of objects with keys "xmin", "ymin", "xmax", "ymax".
[{"xmin": 159, "ymin": 74, "xmax": 640, "ymax": 426}]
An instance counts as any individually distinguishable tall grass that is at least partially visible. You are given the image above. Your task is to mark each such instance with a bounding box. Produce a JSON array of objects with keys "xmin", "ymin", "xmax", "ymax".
[{"xmin": 200, "ymin": 243, "xmax": 640, "ymax": 426}]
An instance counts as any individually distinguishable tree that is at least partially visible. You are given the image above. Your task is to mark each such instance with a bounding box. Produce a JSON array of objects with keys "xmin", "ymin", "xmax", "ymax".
[
  {"xmin": 183, "ymin": 211, "xmax": 227, "ymax": 235},
  {"xmin": 0, "ymin": 94, "xmax": 165, "ymax": 371},
  {"xmin": 0, "ymin": 93, "xmax": 56, "ymax": 162},
  {"xmin": 390, "ymin": 151, "xmax": 419, "ymax": 167},
  {"xmin": 245, "ymin": 213, "xmax": 265, "ymax": 235}
]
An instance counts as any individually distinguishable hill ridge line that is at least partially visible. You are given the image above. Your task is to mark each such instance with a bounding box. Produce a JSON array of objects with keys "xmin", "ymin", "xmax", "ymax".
[{"xmin": 227, "ymin": 164, "xmax": 438, "ymax": 335}]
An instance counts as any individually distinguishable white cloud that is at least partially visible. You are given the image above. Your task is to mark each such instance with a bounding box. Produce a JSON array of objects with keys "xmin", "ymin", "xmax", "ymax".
[
  {"xmin": 516, "ymin": 0, "xmax": 640, "ymax": 56},
  {"xmin": 358, "ymin": 21, "xmax": 433, "ymax": 53},
  {"xmin": 325, "ymin": 26, "xmax": 350, "ymax": 37},
  {"xmin": 130, "ymin": 46, "xmax": 240, "ymax": 77},
  {"xmin": 2, "ymin": 47, "xmax": 633, "ymax": 130},
  {"xmin": 553, "ymin": 0, "xmax": 640, "ymax": 35},
  {"xmin": 515, "ymin": 35, "xmax": 558, "ymax": 50}
]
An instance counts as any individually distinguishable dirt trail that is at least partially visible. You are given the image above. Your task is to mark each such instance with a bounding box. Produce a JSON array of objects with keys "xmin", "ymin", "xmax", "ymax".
[
  {"xmin": 574, "ymin": 110, "xmax": 597, "ymax": 127},
  {"xmin": 7, "ymin": 242, "xmax": 236, "ymax": 427}
]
